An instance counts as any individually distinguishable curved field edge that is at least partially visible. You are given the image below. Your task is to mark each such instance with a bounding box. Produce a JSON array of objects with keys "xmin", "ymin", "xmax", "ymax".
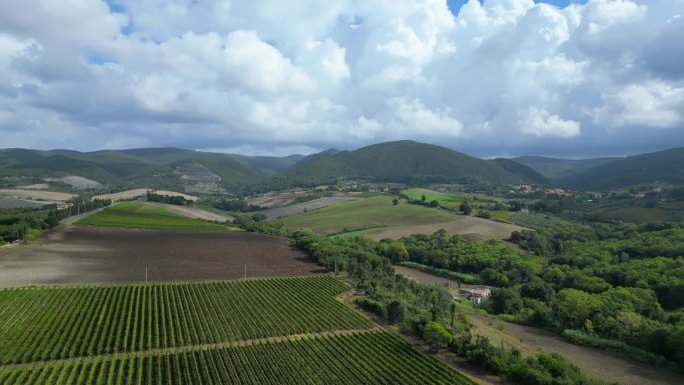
[
  {"xmin": 0, "ymin": 276, "xmax": 372, "ymax": 364},
  {"xmin": 75, "ymin": 201, "xmax": 226, "ymax": 230},
  {"xmin": 274, "ymin": 195, "xmax": 457, "ymax": 235},
  {"xmin": 0, "ymin": 332, "xmax": 475, "ymax": 385}
]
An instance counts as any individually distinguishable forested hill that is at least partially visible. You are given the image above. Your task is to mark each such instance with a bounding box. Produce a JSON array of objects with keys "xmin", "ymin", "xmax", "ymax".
[
  {"xmin": 282, "ymin": 141, "xmax": 549, "ymax": 186},
  {"xmin": 0, "ymin": 147, "xmax": 298, "ymax": 192},
  {"xmin": 514, "ymin": 156, "xmax": 617, "ymax": 180},
  {"xmin": 553, "ymin": 148, "xmax": 684, "ymax": 191}
]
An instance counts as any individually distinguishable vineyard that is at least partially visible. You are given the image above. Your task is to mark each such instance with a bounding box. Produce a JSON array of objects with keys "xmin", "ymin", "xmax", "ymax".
[
  {"xmin": 0, "ymin": 277, "xmax": 371, "ymax": 364},
  {"xmin": 0, "ymin": 276, "xmax": 476, "ymax": 384},
  {"xmin": 0, "ymin": 332, "xmax": 474, "ymax": 385}
]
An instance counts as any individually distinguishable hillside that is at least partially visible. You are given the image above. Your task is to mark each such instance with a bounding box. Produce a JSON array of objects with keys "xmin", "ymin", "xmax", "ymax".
[
  {"xmin": 0, "ymin": 148, "xmax": 289, "ymax": 193},
  {"xmin": 282, "ymin": 141, "xmax": 548, "ymax": 186},
  {"xmin": 554, "ymin": 148, "xmax": 684, "ymax": 190},
  {"xmin": 514, "ymin": 156, "xmax": 617, "ymax": 180}
]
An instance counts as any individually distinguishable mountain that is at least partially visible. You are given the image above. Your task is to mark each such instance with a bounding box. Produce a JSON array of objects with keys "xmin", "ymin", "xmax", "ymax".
[
  {"xmin": 281, "ymin": 141, "xmax": 548, "ymax": 186},
  {"xmin": 0, "ymin": 147, "xmax": 301, "ymax": 193},
  {"xmin": 514, "ymin": 156, "xmax": 618, "ymax": 180},
  {"xmin": 553, "ymin": 148, "xmax": 684, "ymax": 191}
]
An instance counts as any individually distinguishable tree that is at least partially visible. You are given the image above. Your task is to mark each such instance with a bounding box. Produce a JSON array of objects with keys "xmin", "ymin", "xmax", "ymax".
[
  {"xmin": 387, "ymin": 300, "xmax": 406, "ymax": 324},
  {"xmin": 392, "ymin": 197, "xmax": 399, "ymax": 206},
  {"xmin": 555, "ymin": 289, "xmax": 602, "ymax": 329},
  {"xmin": 490, "ymin": 288, "xmax": 522, "ymax": 314},
  {"xmin": 45, "ymin": 210, "xmax": 59, "ymax": 228},
  {"xmin": 421, "ymin": 194, "xmax": 427, "ymax": 202},
  {"xmin": 423, "ymin": 322, "xmax": 453, "ymax": 352},
  {"xmin": 459, "ymin": 201, "xmax": 472, "ymax": 215},
  {"xmin": 430, "ymin": 200, "xmax": 439, "ymax": 207}
]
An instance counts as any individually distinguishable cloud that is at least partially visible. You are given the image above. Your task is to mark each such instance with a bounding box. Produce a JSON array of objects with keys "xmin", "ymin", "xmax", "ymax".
[
  {"xmin": 519, "ymin": 107, "xmax": 581, "ymax": 138},
  {"xmin": 593, "ymin": 82, "xmax": 684, "ymax": 128},
  {"xmin": 0, "ymin": 0, "xmax": 682, "ymax": 157}
]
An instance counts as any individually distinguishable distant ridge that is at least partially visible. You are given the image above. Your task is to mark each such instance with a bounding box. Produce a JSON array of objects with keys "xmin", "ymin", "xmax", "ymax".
[
  {"xmin": 552, "ymin": 148, "xmax": 684, "ymax": 190},
  {"xmin": 282, "ymin": 140, "xmax": 548, "ymax": 186}
]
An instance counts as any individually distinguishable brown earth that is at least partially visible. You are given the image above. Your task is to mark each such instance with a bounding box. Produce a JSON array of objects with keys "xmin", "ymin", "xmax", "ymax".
[
  {"xmin": 0, "ymin": 226, "xmax": 323, "ymax": 287},
  {"xmin": 365, "ymin": 216, "xmax": 527, "ymax": 242},
  {"xmin": 0, "ymin": 189, "xmax": 75, "ymax": 202},
  {"xmin": 245, "ymin": 190, "xmax": 311, "ymax": 208},
  {"xmin": 264, "ymin": 197, "xmax": 358, "ymax": 219},
  {"xmin": 93, "ymin": 189, "xmax": 198, "ymax": 202}
]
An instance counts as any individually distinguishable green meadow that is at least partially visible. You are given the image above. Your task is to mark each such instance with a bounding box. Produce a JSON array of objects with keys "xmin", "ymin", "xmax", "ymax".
[
  {"xmin": 76, "ymin": 201, "xmax": 226, "ymax": 230},
  {"xmin": 275, "ymin": 195, "xmax": 457, "ymax": 235}
]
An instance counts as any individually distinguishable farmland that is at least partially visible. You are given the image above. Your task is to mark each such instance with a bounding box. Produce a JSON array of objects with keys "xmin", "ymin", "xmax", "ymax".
[
  {"xmin": 275, "ymin": 195, "xmax": 457, "ymax": 235},
  {"xmin": 76, "ymin": 202, "xmax": 226, "ymax": 230},
  {"xmin": 92, "ymin": 189, "xmax": 198, "ymax": 202},
  {"xmin": 0, "ymin": 331, "xmax": 473, "ymax": 385},
  {"xmin": 0, "ymin": 277, "xmax": 474, "ymax": 385},
  {"xmin": 0, "ymin": 277, "xmax": 371, "ymax": 364},
  {"xmin": 263, "ymin": 196, "xmax": 357, "ymax": 219},
  {"xmin": 0, "ymin": 226, "xmax": 321, "ymax": 287},
  {"xmin": 362, "ymin": 216, "xmax": 526, "ymax": 242},
  {"xmin": 401, "ymin": 188, "xmax": 464, "ymax": 208}
]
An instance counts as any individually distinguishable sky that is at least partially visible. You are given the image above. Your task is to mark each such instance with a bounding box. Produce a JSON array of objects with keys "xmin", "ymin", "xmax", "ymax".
[{"xmin": 0, "ymin": 0, "xmax": 683, "ymax": 158}]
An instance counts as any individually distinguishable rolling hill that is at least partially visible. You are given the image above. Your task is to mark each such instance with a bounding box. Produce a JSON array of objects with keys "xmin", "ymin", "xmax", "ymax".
[
  {"xmin": 282, "ymin": 141, "xmax": 548, "ymax": 186},
  {"xmin": 552, "ymin": 148, "xmax": 684, "ymax": 191},
  {"xmin": 514, "ymin": 156, "xmax": 618, "ymax": 180}
]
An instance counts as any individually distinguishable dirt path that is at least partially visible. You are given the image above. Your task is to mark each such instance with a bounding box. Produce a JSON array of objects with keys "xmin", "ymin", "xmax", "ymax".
[
  {"xmin": 469, "ymin": 314, "xmax": 684, "ymax": 385},
  {"xmin": 0, "ymin": 329, "xmax": 379, "ymax": 371}
]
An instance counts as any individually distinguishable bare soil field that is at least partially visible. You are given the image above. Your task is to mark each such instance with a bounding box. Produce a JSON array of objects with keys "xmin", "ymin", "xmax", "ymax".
[
  {"xmin": 245, "ymin": 190, "xmax": 311, "ymax": 208},
  {"xmin": 144, "ymin": 201, "xmax": 230, "ymax": 222},
  {"xmin": 21, "ymin": 183, "xmax": 50, "ymax": 190},
  {"xmin": 93, "ymin": 189, "xmax": 198, "ymax": 202},
  {"xmin": 469, "ymin": 314, "xmax": 684, "ymax": 385},
  {"xmin": 0, "ymin": 226, "xmax": 323, "ymax": 287},
  {"xmin": 394, "ymin": 265, "xmax": 482, "ymax": 294},
  {"xmin": 0, "ymin": 197, "xmax": 51, "ymax": 209},
  {"xmin": 365, "ymin": 216, "xmax": 527, "ymax": 242},
  {"xmin": 264, "ymin": 197, "xmax": 358, "ymax": 219},
  {"xmin": 0, "ymin": 189, "xmax": 75, "ymax": 202}
]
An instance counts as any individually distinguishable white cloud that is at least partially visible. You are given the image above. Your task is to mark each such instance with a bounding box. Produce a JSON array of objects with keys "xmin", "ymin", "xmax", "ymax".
[
  {"xmin": 594, "ymin": 82, "xmax": 684, "ymax": 128},
  {"xmin": 518, "ymin": 107, "xmax": 581, "ymax": 138},
  {"xmin": 0, "ymin": 0, "xmax": 682, "ymax": 156}
]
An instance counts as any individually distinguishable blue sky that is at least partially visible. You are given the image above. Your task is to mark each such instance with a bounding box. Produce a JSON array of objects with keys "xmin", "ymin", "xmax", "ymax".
[
  {"xmin": 0, "ymin": 0, "xmax": 682, "ymax": 158},
  {"xmin": 447, "ymin": 0, "xmax": 589, "ymax": 12}
]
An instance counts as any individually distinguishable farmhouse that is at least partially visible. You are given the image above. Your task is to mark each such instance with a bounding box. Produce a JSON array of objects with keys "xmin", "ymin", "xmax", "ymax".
[{"xmin": 457, "ymin": 287, "xmax": 492, "ymax": 304}]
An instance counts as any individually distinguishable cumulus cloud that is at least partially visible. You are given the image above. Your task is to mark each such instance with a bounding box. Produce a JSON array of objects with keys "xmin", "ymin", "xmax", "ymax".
[
  {"xmin": 518, "ymin": 107, "xmax": 581, "ymax": 138},
  {"xmin": 0, "ymin": 0, "xmax": 682, "ymax": 157}
]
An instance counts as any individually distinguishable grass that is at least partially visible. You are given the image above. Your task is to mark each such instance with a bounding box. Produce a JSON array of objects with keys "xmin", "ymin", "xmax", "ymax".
[
  {"xmin": 401, "ymin": 188, "xmax": 464, "ymax": 208},
  {"xmin": 76, "ymin": 201, "xmax": 226, "ymax": 230},
  {"xmin": 275, "ymin": 195, "xmax": 457, "ymax": 235}
]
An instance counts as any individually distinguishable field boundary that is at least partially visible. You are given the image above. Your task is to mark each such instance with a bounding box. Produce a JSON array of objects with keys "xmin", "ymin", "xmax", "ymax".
[{"xmin": 0, "ymin": 329, "xmax": 381, "ymax": 371}]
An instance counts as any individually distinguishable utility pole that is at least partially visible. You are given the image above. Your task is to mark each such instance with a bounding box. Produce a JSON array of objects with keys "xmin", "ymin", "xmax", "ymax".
[
  {"xmin": 244, "ymin": 264, "xmax": 247, "ymax": 279},
  {"xmin": 334, "ymin": 259, "xmax": 338, "ymax": 275},
  {"xmin": 28, "ymin": 268, "xmax": 32, "ymax": 286},
  {"xmin": 145, "ymin": 267, "xmax": 148, "ymax": 283}
]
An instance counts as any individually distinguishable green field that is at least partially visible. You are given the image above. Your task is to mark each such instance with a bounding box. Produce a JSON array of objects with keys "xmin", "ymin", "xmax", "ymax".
[
  {"xmin": 275, "ymin": 195, "xmax": 457, "ymax": 235},
  {"xmin": 0, "ymin": 276, "xmax": 474, "ymax": 385},
  {"xmin": 401, "ymin": 188, "xmax": 464, "ymax": 208},
  {"xmin": 76, "ymin": 202, "xmax": 226, "ymax": 230}
]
